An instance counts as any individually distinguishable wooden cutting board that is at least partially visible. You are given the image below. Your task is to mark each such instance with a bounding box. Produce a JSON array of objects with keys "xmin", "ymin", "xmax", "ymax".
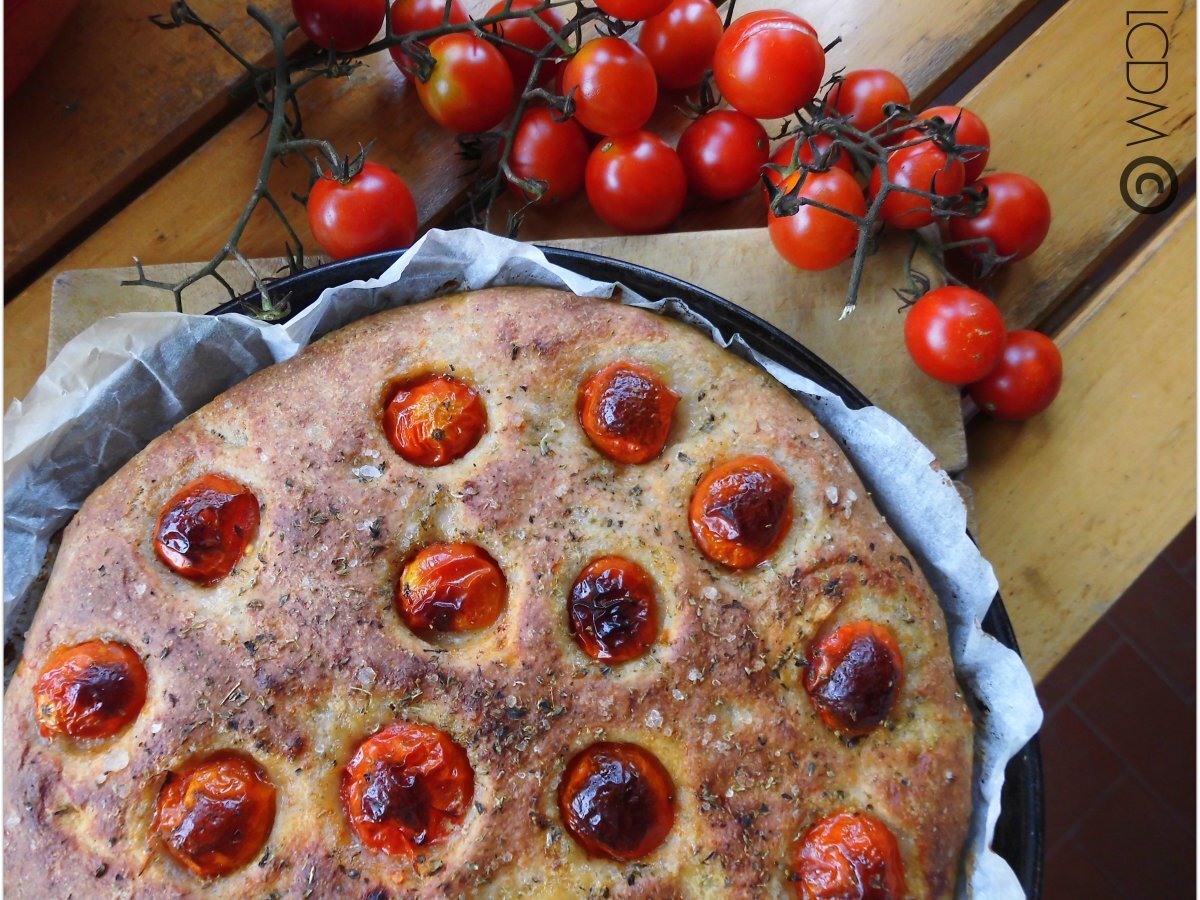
[{"xmin": 48, "ymin": 228, "xmax": 965, "ymax": 470}]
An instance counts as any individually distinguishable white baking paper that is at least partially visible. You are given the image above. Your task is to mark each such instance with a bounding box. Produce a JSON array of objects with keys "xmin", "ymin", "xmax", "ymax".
[{"xmin": 3, "ymin": 227, "xmax": 1041, "ymax": 898}]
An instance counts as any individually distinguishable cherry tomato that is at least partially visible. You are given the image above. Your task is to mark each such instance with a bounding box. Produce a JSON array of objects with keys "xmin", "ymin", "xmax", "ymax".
[
  {"xmin": 34, "ymin": 640, "xmax": 147, "ymax": 740},
  {"xmin": 713, "ymin": 10, "xmax": 825, "ymax": 119},
  {"xmin": 968, "ymin": 330, "xmax": 1063, "ymax": 421},
  {"xmin": 868, "ymin": 143, "xmax": 964, "ymax": 230},
  {"xmin": 595, "ymin": 0, "xmax": 671, "ymax": 21},
  {"xmin": 562, "ymin": 38, "xmax": 658, "ymax": 136},
  {"xmin": 293, "ymin": 0, "xmax": 384, "ymax": 52},
  {"xmin": 308, "ymin": 162, "xmax": 418, "ymax": 261},
  {"xmin": 585, "ymin": 131, "xmax": 687, "ymax": 234},
  {"xmin": 154, "ymin": 474, "xmax": 260, "ymax": 585},
  {"xmin": 903, "ymin": 286, "xmax": 1006, "ymax": 385},
  {"xmin": 768, "ymin": 168, "xmax": 866, "ymax": 271},
  {"xmin": 483, "ymin": 0, "xmax": 566, "ymax": 88},
  {"xmin": 569, "ymin": 556, "xmax": 659, "ymax": 662},
  {"xmin": 558, "ymin": 742, "xmax": 675, "ymax": 860},
  {"xmin": 342, "ymin": 723, "xmax": 474, "ymax": 858},
  {"xmin": 397, "ymin": 542, "xmax": 507, "ymax": 637},
  {"xmin": 792, "ymin": 811, "xmax": 907, "ymax": 899},
  {"xmin": 677, "ymin": 109, "xmax": 769, "ymax": 201},
  {"xmin": 805, "ymin": 622, "xmax": 904, "ymax": 738},
  {"xmin": 948, "ymin": 172, "xmax": 1051, "ymax": 263},
  {"xmin": 387, "ymin": 0, "xmax": 468, "ymax": 72},
  {"xmin": 578, "ymin": 360, "xmax": 678, "ymax": 462},
  {"xmin": 153, "ymin": 752, "xmax": 277, "ymax": 879},
  {"xmin": 415, "ymin": 34, "xmax": 515, "ymax": 133},
  {"xmin": 913, "ymin": 104, "xmax": 990, "ymax": 183},
  {"xmin": 507, "ymin": 107, "xmax": 589, "ymax": 206},
  {"xmin": 383, "ymin": 373, "xmax": 487, "ymax": 467},
  {"xmin": 828, "ymin": 69, "xmax": 910, "ymax": 137},
  {"xmin": 762, "ymin": 134, "xmax": 854, "ymax": 205},
  {"xmin": 637, "ymin": 0, "xmax": 724, "ymax": 90},
  {"xmin": 689, "ymin": 455, "xmax": 794, "ymax": 569}
]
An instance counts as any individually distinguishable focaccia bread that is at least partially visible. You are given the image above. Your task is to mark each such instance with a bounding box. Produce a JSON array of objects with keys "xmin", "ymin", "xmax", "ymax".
[{"xmin": 3, "ymin": 287, "xmax": 973, "ymax": 897}]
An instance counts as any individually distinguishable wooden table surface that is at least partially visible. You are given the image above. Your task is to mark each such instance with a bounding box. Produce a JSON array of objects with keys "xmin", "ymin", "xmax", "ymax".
[{"xmin": 4, "ymin": 0, "xmax": 1196, "ymax": 681}]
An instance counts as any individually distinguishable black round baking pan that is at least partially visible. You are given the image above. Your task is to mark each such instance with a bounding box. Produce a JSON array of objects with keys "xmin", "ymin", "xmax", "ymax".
[{"xmin": 216, "ymin": 245, "xmax": 1044, "ymax": 898}]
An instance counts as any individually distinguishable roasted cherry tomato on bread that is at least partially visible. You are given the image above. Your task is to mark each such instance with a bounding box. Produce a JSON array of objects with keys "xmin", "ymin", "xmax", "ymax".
[
  {"xmin": 868, "ymin": 143, "xmax": 965, "ymax": 230},
  {"xmin": 383, "ymin": 373, "xmax": 487, "ymax": 467},
  {"xmin": 558, "ymin": 742, "xmax": 675, "ymax": 860},
  {"xmin": 397, "ymin": 542, "xmax": 507, "ymax": 638},
  {"xmin": 637, "ymin": 0, "xmax": 724, "ymax": 90},
  {"xmin": 154, "ymin": 474, "xmax": 260, "ymax": 584},
  {"xmin": 585, "ymin": 131, "xmax": 687, "ymax": 234},
  {"xmin": 307, "ymin": 162, "xmax": 418, "ymax": 261},
  {"xmin": 948, "ymin": 172, "xmax": 1051, "ymax": 263},
  {"xmin": 578, "ymin": 360, "xmax": 678, "ymax": 462},
  {"xmin": 569, "ymin": 556, "xmax": 659, "ymax": 662},
  {"xmin": 792, "ymin": 811, "xmax": 907, "ymax": 899},
  {"xmin": 768, "ymin": 168, "xmax": 866, "ymax": 271},
  {"xmin": 292, "ymin": 0, "xmax": 385, "ymax": 51},
  {"xmin": 903, "ymin": 286, "xmax": 1006, "ymax": 385},
  {"xmin": 342, "ymin": 722, "xmax": 474, "ymax": 858},
  {"xmin": 913, "ymin": 104, "xmax": 990, "ymax": 183},
  {"xmin": 507, "ymin": 107, "xmax": 589, "ymax": 206},
  {"xmin": 415, "ymin": 34, "xmax": 515, "ymax": 134},
  {"xmin": 828, "ymin": 69, "xmax": 910, "ymax": 137},
  {"xmin": 34, "ymin": 640, "xmax": 147, "ymax": 740},
  {"xmin": 677, "ymin": 109, "xmax": 770, "ymax": 201},
  {"xmin": 805, "ymin": 621, "xmax": 904, "ymax": 738},
  {"xmin": 561, "ymin": 37, "xmax": 658, "ymax": 136},
  {"xmin": 968, "ymin": 329, "xmax": 1063, "ymax": 420},
  {"xmin": 689, "ymin": 455, "xmax": 794, "ymax": 569},
  {"xmin": 483, "ymin": 0, "xmax": 566, "ymax": 87},
  {"xmin": 713, "ymin": 10, "xmax": 824, "ymax": 119},
  {"xmin": 153, "ymin": 751, "xmax": 277, "ymax": 879}
]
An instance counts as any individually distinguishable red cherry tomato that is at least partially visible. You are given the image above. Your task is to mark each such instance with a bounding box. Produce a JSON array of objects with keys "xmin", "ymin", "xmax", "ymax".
[
  {"xmin": 383, "ymin": 373, "xmax": 487, "ymax": 467},
  {"xmin": 689, "ymin": 455, "xmax": 794, "ymax": 568},
  {"xmin": 828, "ymin": 69, "xmax": 910, "ymax": 137},
  {"xmin": 397, "ymin": 542, "xmax": 507, "ymax": 637},
  {"xmin": 792, "ymin": 811, "xmax": 907, "ymax": 898},
  {"xmin": 968, "ymin": 330, "xmax": 1063, "ymax": 420},
  {"xmin": 308, "ymin": 162, "xmax": 418, "ymax": 261},
  {"xmin": 34, "ymin": 640, "xmax": 147, "ymax": 740},
  {"xmin": 595, "ymin": 0, "xmax": 671, "ymax": 21},
  {"xmin": 562, "ymin": 38, "xmax": 658, "ymax": 136},
  {"xmin": 868, "ymin": 143, "xmax": 965, "ymax": 230},
  {"xmin": 293, "ymin": 0, "xmax": 385, "ymax": 51},
  {"xmin": 342, "ymin": 723, "xmax": 474, "ymax": 858},
  {"xmin": 585, "ymin": 131, "xmax": 687, "ymax": 234},
  {"xmin": 677, "ymin": 109, "xmax": 769, "ymax": 201},
  {"xmin": 768, "ymin": 168, "xmax": 866, "ymax": 271},
  {"xmin": 713, "ymin": 10, "xmax": 825, "ymax": 119},
  {"xmin": 415, "ymin": 34, "xmax": 515, "ymax": 133},
  {"xmin": 805, "ymin": 621, "xmax": 904, "ymax": 738},
  {"xmin": 153, "ymin": 752, "xmax": 277, "ymax": 879},
  {"xmin": 154, "ymin": 474, "xmax": 260, "ymax": 584},
  {"xmin": 558, "ymin": 742, "xmax": 675, "ymax": 860},
  {"xmin": 903, "ymin": 286, "xmax": 1007, "ymax": 385},
  {"xmin": 762, "ymin": 134, "xmax": 854, "ymax": 205},
  {"xmin": 387, "ymin": 0, "xmax": 468, "ymax": 70},
  {"xmin": 578, "ymin": 360, "xmax": 678, "ymax": 462},
  {"xmin": 637, "ymin": 0, "xmax": 724, "ymax": 90},
  {"xmin": 948, "ymin": 172, "xmax": 1052, "ymax": 263},
  {"xmin": 914, "ymin": 104, "xmax": 991, "ymax": 183},
  {"xmin": 569, "ymin": 556, "xmax": 659, "ymax": 662},
  {"xmin": 483, "ymin": 0, "xmax": 566, "ymax": 87},
  {"xmin": 507, "ymin": 107, "xmax": 589, "ymax": 206}
]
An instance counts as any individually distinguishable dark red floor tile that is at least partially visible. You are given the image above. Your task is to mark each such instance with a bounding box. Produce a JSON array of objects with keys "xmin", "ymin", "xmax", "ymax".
[
  {"xmin": 1071, "ymin": 644, "xmax": 1196, "ymax": 829},
  {"xmin": 1036, "ymin": 617, "xmax": 1121, "ymax": 714},
  {"xmin": 1044, "ymin": 839, "xmax": 1127, "ymax": 900},
  {"xmin": 1108, "ymin": 556, "xmax": 1196, "ymax": 702},
  {"xmin": 1165, "ymin": 518, "xmax": 1197, "ymax": 572},
  {"xmin": 1040, "ymin": 705, "xmax": 1125, "ymax": 847},
  {"xmin": 1075, "ymin": 775, "xmax": 1195, "ymax": 898}
]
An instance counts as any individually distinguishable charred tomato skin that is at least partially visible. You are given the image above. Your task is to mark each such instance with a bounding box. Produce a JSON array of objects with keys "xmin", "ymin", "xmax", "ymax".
[
  {"xmin": 805, "ymin": 621, "xmax": 904, "ymax": 738},
  {"xmin": 33, "ymin": 640, "xmax": 148, "ymax": 740},
  {"xmin": 689, "ymin": 455, "xmax": 794, "ymax": 568},
  {"xmin": 577, "ymin": 360, "xmax": 678, "ymax": 463},
  {"xmin": 568, "ymin": 556, "xmax": 659, "ymax": 662},
  {"xmin": 383, "ymin": 373, "xmax": 487, "ymax": 467},
  {"xmin": 154, "ymin": 474, "xmax": 260, "ymax": 585},
  {"xmin": 397, "ymin": 542, "xmax": 508, "ymax": 638},
  {"xmin": 791, "ymin": 810, "xmax": 907, "ymax": 899}
]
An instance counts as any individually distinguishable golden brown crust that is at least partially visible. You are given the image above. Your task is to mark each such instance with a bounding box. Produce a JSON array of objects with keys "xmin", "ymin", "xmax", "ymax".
[{"xmin": 3, "ymin": 287, "xmax": 973, "ymax": 897}]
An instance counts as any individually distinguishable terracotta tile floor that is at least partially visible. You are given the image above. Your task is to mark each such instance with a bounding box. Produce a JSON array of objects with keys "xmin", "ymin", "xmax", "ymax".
[{"xmin": 1038, "ymin": 519, "xmax": 1196, "ymax": 898}]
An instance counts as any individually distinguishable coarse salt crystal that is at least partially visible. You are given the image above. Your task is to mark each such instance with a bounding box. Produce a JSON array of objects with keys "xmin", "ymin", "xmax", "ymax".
[
  {"xmin": 645, "ymin": 709, "xmax": 663, "ymax": 729},
  {"xmin": 672, "ymin": 689, "xmax": 687, "ymax": 702},
  {"xmin": 688, "ymin": 668, "xmax": 703, "ymax": 683},
  {"xmin": 825, "ymin": 486, "xmax": 839, "ymax": 504},
  {"xmin": 150, "ymin": 722, "xmax": 163, "ymax": 734},
  {"xmin": 701, "ymin": 586, "xmax": 720, "ymax": 601},
  {"xmin": 351, "ymin": 464, "xmax": 382, "ymax": 480}
]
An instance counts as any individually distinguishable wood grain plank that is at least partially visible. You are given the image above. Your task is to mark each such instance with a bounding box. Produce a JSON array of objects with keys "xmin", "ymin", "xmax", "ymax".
[
  {"xmin": 3, "ymin": 0, "xmax": 1031, "ymax": 405},
  {"xmin": 3, "ymin": 0, "xmax": 297, "ymax": 283},
  {"xmin": 966, "ymin": 199, "xmax": 1196, "ymax": 681}
]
